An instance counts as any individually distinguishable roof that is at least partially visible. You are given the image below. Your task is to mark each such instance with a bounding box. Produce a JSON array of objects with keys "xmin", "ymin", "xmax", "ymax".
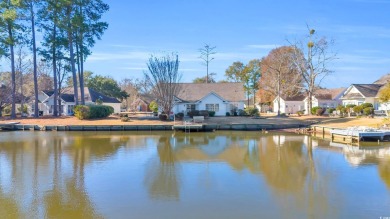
[
  {"xmin": 52, "ymin": 87, "xmax": 121, "ymax": 103},
  {"xmin": 175, "ymin": 83, "xmax": 245, "ymax": 102},
  {"xmin": 314, "ymin": 88, "xmax": 346, "ymax": 100},
  {"xmin": 42, "ymin": 90, "xmax": 55, "ymax": 97},
  {"xmin": 373, "ymin": 73, "xmax": 390, "ymax": 85},
  {"xmin": 351, "ymin": 84, "xmax": 383, "ymax": 98},
  {"xmin": 282, "ymin": 94, "xmax": 306, "ymax": 101}
]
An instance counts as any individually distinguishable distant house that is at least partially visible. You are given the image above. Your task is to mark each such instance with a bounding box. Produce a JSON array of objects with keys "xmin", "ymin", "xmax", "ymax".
[
  {"xmin": 172, "ymin": 83, "xmax": 245, "ymax": 116},
  {"xmin": 33, "ymin": 87, "xmax": 121, "ymax": 115},
  {"xmin": 131, "ymin": 94, "xmax": 155, "ymax": 112},
  {"xmin": 340, "ymin": 84, "xmax": 385, "ymax": 110},
  {"xmin": 273, "ymin": 94, "xmax": 306, "ymax": 114},
  {"xmin": 304, "ymin": 88, "xmax": 346, "ymax": 114}
]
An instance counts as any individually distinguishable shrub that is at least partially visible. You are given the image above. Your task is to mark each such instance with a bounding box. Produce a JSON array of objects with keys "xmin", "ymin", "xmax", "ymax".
[
  {"xmin": 336, "ymin": 105, "xmax": 344, "ymax": 111},
  {"xmin": 245, "ymin": 107, "xmax": 259, "ymax": 116},
  {"xmin": 3, "ymin": 106, "xmax": 11, "ymax": 115},
  {"xmin": 327, "ymin": 108, "xmax": 336, "ymax": 114},
  {"xmin": 149, "ymin": 101, "xmax": 158, "ymax": 112},
  {"xmin": 233, "ymin": 111, "xmax": 238, "ymax": 116},
  {"xmin": 199, "ymin": 110, "xmax": 210, "ymax": 118},
  {"xmin": 316, "ymin": 108, "xmax": 325, "ymax": 116},
  {"xmin": 209, "ymin": 111, "xmax": 216, "ymax": 117},
  {"xmin": 74, "ymin": 105, "xmax": 114, "ymax": 120},
  {"xmin": 226, "ymin": 112, "xmax": 231, "ymax": 116},
  {"xmin": 121, "ymin": 114, "xmax": 129, "ymax": 122},
  {"xmin": 353, "ymin": 105, "xmax": 363, "ymax": 115},
  {"xmin": 175, "ymin": 112, "xmax": 184, "ymax": 120},
  {"xmin": 311, "ymin": 106, "xmax": 322, "ymax": 115},
  {"xmin": 18, "ymin": 105, "xmax": 28, "ymax": 114},
  {"xmin": 159, "ymin": 113, "xmax": 168, "ymax": 121},
  {"xmin": 297, "ymin": 111, "xmax": 304, "ymax": 116},
  {"xmin": 238, "ymin": 109, "xmax": 247, "ymax": 116},
  {"xmin": 363, "ymin": 107, "xmax": 373, "ymax": 116},
  {"xmin": 361, "ymin": 103, "xmax": 373, "ymax": 109},
  {"xmin": 187, "ymin": 110, "xmax": 200, "ymax": 118}
]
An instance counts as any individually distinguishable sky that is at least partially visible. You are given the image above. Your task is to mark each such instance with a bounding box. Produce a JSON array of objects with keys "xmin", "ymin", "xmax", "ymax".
[{"xmin": 2, "ymin": 0, "xmax": 390, "ymax": 88}]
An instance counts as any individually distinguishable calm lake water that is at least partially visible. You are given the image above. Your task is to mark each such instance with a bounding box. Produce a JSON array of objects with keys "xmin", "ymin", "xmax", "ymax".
[{"xmin": 0, "ymin": 131, "xmax": 389, "ymax": 219}]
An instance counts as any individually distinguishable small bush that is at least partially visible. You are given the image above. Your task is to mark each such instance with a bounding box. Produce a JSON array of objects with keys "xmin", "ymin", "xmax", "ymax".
[
  {"xmin": 238, "ymin": 109, "xmax": 247, "ymax": 116},
  {"xmin": 175, "ymin": 112, "xmax": 184, "ymax": 120},
  {"xmin": 121, "ymin": 115, "xmax": 129, "ymax": 122},
  {"xmin": 149, "ymin": 101, "xmax": 158, "ymax": 112},
  {"xmin": 74, "ymin": 105, "xmax": 113, "ymax": 120},
  {"xmin": 327, "ymin": 108, "xmax": 336, "ymax": 114},
  {"xmin": 353, "ymin": 105, "xmax": 363, "ymax": 115},
  {"xmin": 363, "ymin": 107, "xmax": 373, "ymax": 116},
  {"xmin": 311, "ymin": 106, "xmax": 322, "ymax": 115},
  {"xmin": 297, "ymin": 111, "xmax": 304, "ymax": 116},
  {"xmin": 245, "ymin": 107, "xmax": 259, "ymax": 116},
  {"xmin": 361, "ymin": 103, "xmax": 373, "ymax": 109},
  {"xmin": 209, "ymin": 111, "xmax": 216, "ymax": 117},
  {"xmin": 226, "ymin": 112, "xmax": 231, "ymax": 116},
  {"xmin": 159, "ymin": 113, "xmax": 168, "ymax": 121},
  {"xmin": 187, "ymin": 110, "xmax": 200, "ymax": 118},
  {"xmin": 199, "ymin": 110, "xmax": 210, "ymax": 118},
  {"xmin": 3, "ymin": 106, "xmax": 11, "ymax": 115},
  {"xmin": 18, "ymin": 105, "xmax": 28, "ymax": 114},
  {"xmin": 316, "ymin": 108, "xmax": 325, "ymax": 116}
]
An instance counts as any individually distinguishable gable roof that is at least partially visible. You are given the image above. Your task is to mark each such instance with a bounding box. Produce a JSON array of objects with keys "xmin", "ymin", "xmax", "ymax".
[
  {"xmin": 373, "ymin": 73, "xmax": 390, "ymax": 85},
  {"xmin": 352, "ymin": 84, "xmax": 383, "ymax": 98},
  {"xmin": 314, "ymin": 88, "xmax": 346, "ymax": 100},
  {"xmin": 282, "ymin": 94, "xmax": 306, "ymax": 101},
  {"xmin": 47, "ymin": 87, "xmax": 121, "ymax": 103},
  {"xmin": 175, "ymin": 83, "xmax": 245, "ymax": 102}
]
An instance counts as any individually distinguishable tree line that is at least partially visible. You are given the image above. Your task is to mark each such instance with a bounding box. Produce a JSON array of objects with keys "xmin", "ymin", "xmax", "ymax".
[{"xmin": 0, "ymin": 0, "xmax": 109, "ymax": 118}]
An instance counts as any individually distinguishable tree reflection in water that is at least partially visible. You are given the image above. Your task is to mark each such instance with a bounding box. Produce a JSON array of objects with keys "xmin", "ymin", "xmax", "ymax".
[{"xmin": 144, "ymin": 136, "xmax": 180, "ymax": 200}]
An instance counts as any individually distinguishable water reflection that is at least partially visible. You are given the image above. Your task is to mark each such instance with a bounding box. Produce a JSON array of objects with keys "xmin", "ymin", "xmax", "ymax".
[{"xmin": 0, "ymin": 131, "xmax": 389, "ymax": 218}]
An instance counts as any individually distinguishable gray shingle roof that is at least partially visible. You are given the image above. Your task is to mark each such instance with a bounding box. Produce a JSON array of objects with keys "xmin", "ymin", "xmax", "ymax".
[
  {"xmin": 175, "ymin": 83, "xmax": 245, "ymax": 102},
  {"xmin": 351, "ymin": 84, "xmax": 383, "ymax": 98},
  {"xmin": 58, "ymin": 87, "xmax": 121, "ymax": 103}
]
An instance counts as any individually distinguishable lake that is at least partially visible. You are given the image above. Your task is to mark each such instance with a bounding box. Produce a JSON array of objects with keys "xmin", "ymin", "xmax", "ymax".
[{"xmin": 0, "ymin": 131, "xmax": 389, "ymax": 219}]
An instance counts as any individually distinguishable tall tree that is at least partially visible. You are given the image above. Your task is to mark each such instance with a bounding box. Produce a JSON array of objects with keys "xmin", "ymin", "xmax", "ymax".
[
  {"xmin": 225, "ymin": 60, "xmax": 261, "ymax": 105},
  {"xmin": 261, "ymin": 46, "xmax": 302, "ymax": 116},
  {"xmin": 290, "ymin": 28, "xmax": 336, "ymax": 115},
  {"xmin": 199, "ymin": 44, "xmax": 216, "ymax": 84},
  {"xmin": 73, "ymin": 0, "xmax": 109, "ymax": 105},
  {"xmin": 244, "ymin": 59, "xmax": 261, "ymax": 104},
  {"xmin": 0, "ymin": 0, "xmax": 24, "ymax": 118},
  {"xmin": 38, "ymin": 0, "xmax": 66, "ymax": 117},
  {"xmin": 144, "ymin": 53, "xmax": 182, "ymax": 115},
  {"xmin": 24, "ymin": 0, "xmax": 40, "ymax": 117},
  {"xmin": 87, "ymin": 75, "xmax": 128, "ymax": 100},
  {"xmin": 192, "ymin": 72, "xmax": 216, "ymax": 83}
]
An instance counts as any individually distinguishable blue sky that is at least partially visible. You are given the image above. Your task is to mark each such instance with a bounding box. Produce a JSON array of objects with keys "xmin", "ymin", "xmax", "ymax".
[{"xmin": 2, "ymin": 0, "xmax": 390, "ymax": 88}]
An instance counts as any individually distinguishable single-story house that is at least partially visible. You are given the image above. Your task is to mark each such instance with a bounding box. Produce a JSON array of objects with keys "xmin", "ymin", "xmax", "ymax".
[
  {"xmin": 33, "ymin": 87, "xmax": 121, "ymax": 115},
  {"xmin": 172, "ymin": 83, "xmax": 245, "ymax": 116},
  {"xmin": 304, "ymin": 88, "xmax": 346, "ymax": 114},
  {"xmin": 273, "ymin": 94, "xmax": 306, "ymax": 114},
  {"xmin": 130, "ymin": 93, "xmax": 155, "ymax": 112},
  {"xmin": 340, "ymin": 84, "xmax": 384, "ymax": 110}
]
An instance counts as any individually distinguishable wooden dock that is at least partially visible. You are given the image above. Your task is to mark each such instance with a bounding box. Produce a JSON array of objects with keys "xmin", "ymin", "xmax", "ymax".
[
  {"xmin": 330, "ymin": 127, "xmax": 390, "ymax": 144},
  {"xmin": 172, "ymin": 124, "xmax": 203, "ymax": 132}
]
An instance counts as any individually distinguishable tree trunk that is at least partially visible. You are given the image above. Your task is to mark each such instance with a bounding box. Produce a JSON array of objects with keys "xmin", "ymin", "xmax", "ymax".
[
  {"xmin": 31, "ymin": 1, "xmax": 39, "ymax": 118},
  {"xmin": 79, "ymin": 5, "xmax": 85, "ymax": 105},
  {"xmin": 52, "ymin": 24, "xmax": 58, "ymax": 117},
  {"xmin": 7, "ymin": 21, "xmax": 16, "ymax": 119},
  {"xmin": 67, "ymin": 6, "xmax": 79, "ymax": 106}
]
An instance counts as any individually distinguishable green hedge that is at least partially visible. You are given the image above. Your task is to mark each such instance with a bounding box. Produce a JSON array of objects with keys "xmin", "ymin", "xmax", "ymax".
[{"xmin": 74, "ymin": 105, "xmax": 114, "ymax": 120}]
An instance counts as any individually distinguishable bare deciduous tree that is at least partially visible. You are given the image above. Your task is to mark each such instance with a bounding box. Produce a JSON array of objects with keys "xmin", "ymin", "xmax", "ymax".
[
  {"xmin": 199, "ymin": 44, "xmax": 216, "ymax": 84},
  {"xmin": 144, "ymin": 53, "xmax": 181, "ymax": 116},
  {"xmin": 290, "ymin": 28, "xmax": 336, "ymax": 115},
  {"xmin": 261, "ymin": 46, "xmax": 302, "ymax": 116}
]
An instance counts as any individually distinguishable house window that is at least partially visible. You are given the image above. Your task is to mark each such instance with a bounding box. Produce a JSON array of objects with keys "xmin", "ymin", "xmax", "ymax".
[
  {"xmin": 206, "ymin": 104, "xmax": 219, "ymax": 112},
  {"xmin": 68, "ymin": 105, "xmax": 74, "ymax": 115},
  {"xmin": 186, "ymin": 104, "xmax": 195, "ymax": 111}
]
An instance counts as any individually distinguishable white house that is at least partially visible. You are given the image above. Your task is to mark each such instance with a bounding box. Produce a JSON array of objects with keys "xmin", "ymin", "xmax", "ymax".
[
  {"xmin": 273, "ymin": 94, "xmax": 306, "ymax": 114},
  {"xmin": 304, "ymin": 88, "xmax": 346, "ymax": 114},
  {"xmin": 172, "ymin": 83, "xmax": 245, "ymax": 116},
  {"xmin": 340, "ymin": 84, "xmax": 384, "ymax": 110},
  {"xmin": 32, "ymin": 87, "xmax": 122, "ymax": 115}
]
